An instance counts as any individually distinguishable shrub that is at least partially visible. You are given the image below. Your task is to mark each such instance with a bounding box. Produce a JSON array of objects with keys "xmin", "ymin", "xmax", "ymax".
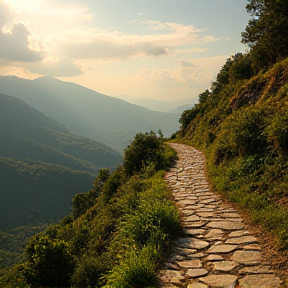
[
  {"xmin": 21, "ymin": 235, "xmax": 75, "ymax": 287},
  {"xmin": 123, "ymin": 131, "xmax": 166, "ymax": 176}
]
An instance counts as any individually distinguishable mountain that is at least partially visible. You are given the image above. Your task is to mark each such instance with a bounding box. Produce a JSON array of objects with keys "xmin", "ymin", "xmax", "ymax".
[
  {"xmin": 128, "ymin": 97, "xmax": 197, "ymax": 112},
  {"xmin": 169, "ymin": 103, "xmax": 195, "ymax": 115},
  {"xmin": 0, "ymin": 92, "xmax": 123, "ymax": 228},
  {"xmin": 0, "ymin": 93, "xmax": 123, "ymax": 173},
  {"xmin": 0, "ymin": 76, "xmax": 180, "ymax": 152}
]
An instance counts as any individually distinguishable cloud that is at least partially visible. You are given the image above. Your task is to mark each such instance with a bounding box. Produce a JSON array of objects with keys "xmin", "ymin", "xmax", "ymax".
[
  {"xmin": 0, "ymin": 1, "xmax": 13, "ymax": 26},
  {"xmin": 137, "ymin": 55, "xmax": 229, "ymax": 88},
  {"xmin": 61, "ymin": 36, "xmax": 170, "ymax": 60},
  {"xmin": 26, "ymin": 58, "xmax": 82, "ymax": 77},
  {"xmin": 59, "ymin": 20, "xmax": 218, "ymax": 61},
  {"xmin": 0, "ymin": 23, "xmax": 44, "ymax": 62},
  {"xmin": 179, "ymin": 60, "xmax": 196, "ymax": 68}
]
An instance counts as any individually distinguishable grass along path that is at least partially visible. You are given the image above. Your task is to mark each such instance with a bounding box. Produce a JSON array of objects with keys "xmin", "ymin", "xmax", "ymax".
[{"xmin": 158, "ymin": 143, "xmax": 284, "ymax": 288}]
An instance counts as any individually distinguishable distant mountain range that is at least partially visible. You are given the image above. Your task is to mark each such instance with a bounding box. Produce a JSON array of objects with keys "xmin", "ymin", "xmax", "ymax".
[
  {"xmin": 0, "ymin": 93, "xmax": 123, "ymax": 229},
  {"xmin": 0, "ymin": 76, "xmax": 181, "ymax": 152},
  {"xmin": 128, "ymin": 97, "xmax": 197, "ymax": 113}
]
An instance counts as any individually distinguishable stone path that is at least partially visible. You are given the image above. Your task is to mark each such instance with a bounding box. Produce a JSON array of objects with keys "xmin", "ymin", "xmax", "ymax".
[{"xmin": 158, "ymin": 143, "xmax": 283, "ymax": 288}]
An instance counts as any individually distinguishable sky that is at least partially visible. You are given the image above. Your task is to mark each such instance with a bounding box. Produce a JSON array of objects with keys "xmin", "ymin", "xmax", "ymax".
[{"xmin": 0, "ymin": 0, "xmax": 250, "ymax": 102}]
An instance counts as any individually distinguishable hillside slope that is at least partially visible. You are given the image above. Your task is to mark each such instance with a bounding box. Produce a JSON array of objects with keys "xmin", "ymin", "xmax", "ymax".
[
  {"xmin": 0, "ymin": 76, "xmax": 180, "ymax": 151},
  {"xmin": 178, "ymin": 55, "xmax": 288, "ymax": 250},
  {"xmin": 0, "ymin": 93, "xmax": 123, "ymax": 173}
]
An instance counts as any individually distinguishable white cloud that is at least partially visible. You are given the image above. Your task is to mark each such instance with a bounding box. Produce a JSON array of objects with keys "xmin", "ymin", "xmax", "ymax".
[
  {"xmin": 0, "ymin": 23, "xmax": 44, "ymax": 62},
  {"xmin": 26, "ymin": 57, "xmax": 82, "ymax": 77},
  {"xmin": 59, "ymin": 21, "xmax": 219, "ymax": 61},
  {"xmin": 137, "ymin": 55, "xmax": 228, "ymax": 88},
  {"xmin": 179, "ymin": 60, "xmax": 196, "ymax": 68}
]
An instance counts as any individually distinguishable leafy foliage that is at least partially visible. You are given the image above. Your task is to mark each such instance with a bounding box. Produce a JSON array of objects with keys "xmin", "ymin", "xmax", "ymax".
[
  {"xmin": 242, "ymin": 0, "xmax": 288, "ymax": 70},
  {"xmin": 123, "ymin": 131, "xmax": 168, "ymax": 176},
  {"xmin": 177, "ymin": 55, "xmax": 288, "ymax": 249},
  {"xmin": 2, "ymin": 132, "xmax": 181, "ymax": 287},
  {"xmin": 21, "ymin": 235, "xmax": 75, "ymax": 287}
]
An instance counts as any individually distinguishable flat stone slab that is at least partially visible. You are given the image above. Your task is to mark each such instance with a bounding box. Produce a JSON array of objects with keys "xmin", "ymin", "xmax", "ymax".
[
  {"xmin": 176, "ymin": 238, "xmax": 210, "ymax": 250},
  {"xmin": 176, "ymin": 259, "xmax": 202, "ymax": 269},
  {"xmin": 207, "ymin": 244, "xmax": 238, "ymax": 254},
  {"xmin": 240, "ymin": 265, "xmax": 273, "ymax": 275},
  {"xmin": 199, "ymin": 274, "xmax": 237, "ymax": 288},
  {"xmin": 228, "ymin": 230, "xmax": 250, "ymax": 238},
  {"xmin": 239, "ymin": 274, "xmax": 282, "ymax": 288},
  {"xmin": 231, "ymin": 250, "xmax": 262, "ymax": 265},
  {"xmin": 206, "ymin": 254, "xmax": 224, "ymax": 261},
  {"xmin": 158, "ymin": 269, "xmax": 185, "ymax": 284},
  {"xmin": 185, "ymin": 229, "xmax": 206, "ymax": 236},
  {"xmin": 186, "ymin": 268, "xmax": 208, "ymax": 278},
  {"xmin": 196, "ymin": 212, "xmax": 215, "ymax": 218},
  {"xmin": 206, "ymin": 221, "xmax": 244, "ymax": 230},
  {"xmin": 225, "ymin": 235, "xmax": 258, "ymax": 245},
  {"xmin": 185, "ymin": 215, "xmax": 201, "ymax": 222},
  {"xmin": 243, "ymin": 244, "xmax": 261, "ymax": 250},
  {"xmin": 204, "ymin": 229, "xmax": 224, "ymax": 239},
  {"xmin": 183, "ymin": 221, "xmax": 208, "ymax": 228},
  {"xmin": 178, "ymin": 200, "xmax": 198, "ymax": 206},
  {"xmin": 213, "ymin": 261, "xmax": 238, "ymax": 272},
  {"xmin": 187, "ymin": 282, "xmax": 209, "ymax": 288},
  {"xmin": 173, "ymin": 248, "xmax": 197, "ymax": 256}
]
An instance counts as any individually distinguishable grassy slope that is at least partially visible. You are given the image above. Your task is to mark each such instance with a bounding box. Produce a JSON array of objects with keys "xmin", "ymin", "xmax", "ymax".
[
  {"xmin": 1, "ymin": 140, "xmax": 182, "ymax": 288},
  {"xmin": 178, "ymin": 57, "xmax": 288, "ymax": 249}
]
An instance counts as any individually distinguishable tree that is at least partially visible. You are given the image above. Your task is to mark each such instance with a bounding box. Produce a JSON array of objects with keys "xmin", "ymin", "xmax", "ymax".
[
  {"xmin": 242, "ymin": 0, "xmax": 288, "ymax": 70},
  {"xmin": 123, "ymin": 131, "xmax": 166, "ymax": 176},
  {"xmin": 22, "ymin": 235, "xmax": 75, "ymax": 287}
]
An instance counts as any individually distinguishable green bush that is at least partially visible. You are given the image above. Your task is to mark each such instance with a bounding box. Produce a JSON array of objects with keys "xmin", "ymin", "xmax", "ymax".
[
  {"xmin": 212, "ymin": 107, "xmax": 267, "ymax": 163},
  {"xmin": 21, "ymin": 235, "xmax": 75, "ymax": 287},
  {"xmin": 104, "ymin": 245, "xmax": 158, "ymax": 288},
  {"xmin": 123, "ymin": 131, "xmax": 166, "ymax": 176}
]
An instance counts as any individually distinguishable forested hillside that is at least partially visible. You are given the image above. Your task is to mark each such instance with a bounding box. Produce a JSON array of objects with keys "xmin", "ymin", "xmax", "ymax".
[
  {"xmin": 177, "ymin": 0, "xmax": 288, "ymax": 249},
  {"xmin": 0, "ymin": 93, "xmax": 122, "ymax": 172},
  {"xmin": 0, "ymin": 93, "xmax": 123, "ymax": 271},
  {"xmin": 1, "ymin": 132, "xmax": 182, "ymax": 288}
]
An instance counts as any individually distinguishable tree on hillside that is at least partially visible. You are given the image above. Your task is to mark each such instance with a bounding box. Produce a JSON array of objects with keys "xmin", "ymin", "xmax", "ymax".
[{"xmin": 242, "ymin": 0, "xmax": 288, "ymax": 70}]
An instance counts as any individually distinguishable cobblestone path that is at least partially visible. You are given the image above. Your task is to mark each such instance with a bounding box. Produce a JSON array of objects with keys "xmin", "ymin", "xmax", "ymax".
[{"xmin": 158, "ymin": 143, "xmax": 283, "ymax": 288}]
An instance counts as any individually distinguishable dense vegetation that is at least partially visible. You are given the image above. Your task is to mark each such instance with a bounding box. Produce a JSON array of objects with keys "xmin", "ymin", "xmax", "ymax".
[
  {"xmin": 1, "ymin": 132, "xmax": 181, "ymax": 288},
  {"xmin": 0, "ymin": 93, "xmax": 123, "ymax": 271},
  {"xmin": 0, "ymin": 157, "xmax": 94, "ymax": 229},
  {"xmin": 0, "ymin": 93, "xmax": 123, "ymax": 172},
  {"xmin": 176, "ymin": 0, "xmax": 288, "ymax": 250}
]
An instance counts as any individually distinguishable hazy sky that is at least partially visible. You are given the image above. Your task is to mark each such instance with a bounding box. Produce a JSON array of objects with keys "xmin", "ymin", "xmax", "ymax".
[{"xmin": 0, "ymin": 0, "xmax": 250, "ymax": 101}]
